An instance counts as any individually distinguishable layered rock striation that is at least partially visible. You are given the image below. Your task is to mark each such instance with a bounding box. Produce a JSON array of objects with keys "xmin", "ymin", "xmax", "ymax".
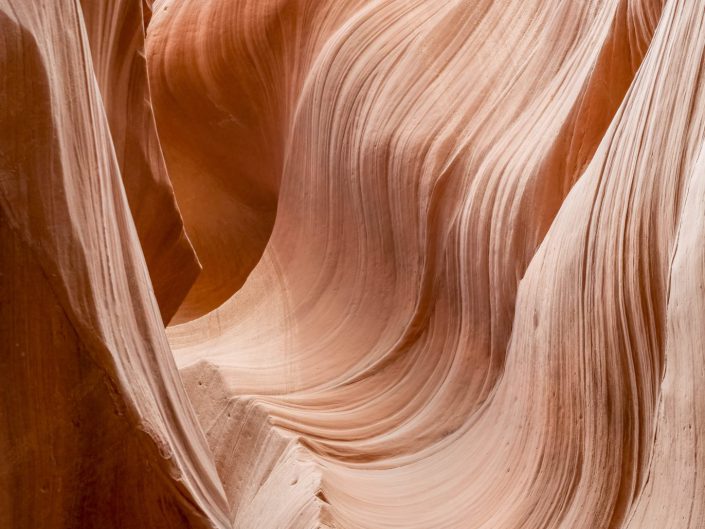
[{"xmin": 3, "ymin": 0, "xmax": 705, "ymax": 528}]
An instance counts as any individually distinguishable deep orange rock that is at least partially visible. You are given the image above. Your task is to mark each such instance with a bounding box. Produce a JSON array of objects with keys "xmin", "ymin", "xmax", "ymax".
[{"xmin": 5, "ymin": 0, "xmax": 705, "ymax": 528}]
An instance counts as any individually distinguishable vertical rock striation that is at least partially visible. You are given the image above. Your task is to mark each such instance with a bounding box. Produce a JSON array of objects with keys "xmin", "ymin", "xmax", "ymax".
[
  {"xmin": 4, "ymin": 0, "xmax": 705, "ymax": 528},
  {"xmin": 0, "ymin": 2, "xmax": 225, "ymax": 527}
]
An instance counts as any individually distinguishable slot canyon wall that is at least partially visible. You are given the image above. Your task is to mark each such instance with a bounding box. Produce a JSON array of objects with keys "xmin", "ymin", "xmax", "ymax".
[{"xmin": 2, "ymin": 0, "xmax": 705, "ymax": 528}]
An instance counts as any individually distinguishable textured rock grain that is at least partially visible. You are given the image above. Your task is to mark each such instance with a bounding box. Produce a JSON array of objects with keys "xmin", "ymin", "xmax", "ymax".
[{"xmin": 3, "ymin": 0, "xmax": 705, "ymax": 528}]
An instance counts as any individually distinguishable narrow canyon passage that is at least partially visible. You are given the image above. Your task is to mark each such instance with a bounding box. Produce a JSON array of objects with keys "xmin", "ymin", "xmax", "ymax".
[{"xmin": 2, "ymin": 1, "xmax": 705, "ymax": 528}]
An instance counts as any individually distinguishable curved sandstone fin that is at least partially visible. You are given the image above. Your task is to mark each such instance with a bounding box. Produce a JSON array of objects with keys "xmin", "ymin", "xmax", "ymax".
[
  {"xmin": 79, "ymin": 0, "xmax": 200, "ymax": 324},
  {"xmin": 0, "ymin": 3, "xmax": 228, "ymax": 527}
]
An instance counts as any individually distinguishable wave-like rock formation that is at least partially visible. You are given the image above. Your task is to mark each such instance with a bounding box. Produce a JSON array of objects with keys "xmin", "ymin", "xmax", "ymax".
[{"xmin": 3, "ymin": 0, "xmax": 705, "ymax": 527}]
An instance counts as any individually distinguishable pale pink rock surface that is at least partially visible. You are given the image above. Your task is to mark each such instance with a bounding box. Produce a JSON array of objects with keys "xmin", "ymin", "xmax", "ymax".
[{"xmin": 4, "ymin": 0, "xmax": 705, "ymax": 528}]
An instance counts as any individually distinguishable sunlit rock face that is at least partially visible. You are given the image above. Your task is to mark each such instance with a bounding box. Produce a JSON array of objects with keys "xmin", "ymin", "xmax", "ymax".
[{"xmin": 3, "ymin": 0, "xmax": 705, "ymax": 528}]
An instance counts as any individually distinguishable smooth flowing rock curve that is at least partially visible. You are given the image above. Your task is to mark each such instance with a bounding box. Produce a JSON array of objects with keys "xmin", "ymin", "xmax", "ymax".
[{"xmin": 4, "ymin": 0, "xmax": 705, "ymax": 528}]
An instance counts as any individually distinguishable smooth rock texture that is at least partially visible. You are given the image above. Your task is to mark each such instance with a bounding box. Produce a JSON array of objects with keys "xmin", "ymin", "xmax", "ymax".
[
  {"xmin": 0, "ymin": 2, "xmax": 226, "ymax": 528},
  {"xmin": 3, "ymin": 0, "xmax": 705, "ymax": 528}
]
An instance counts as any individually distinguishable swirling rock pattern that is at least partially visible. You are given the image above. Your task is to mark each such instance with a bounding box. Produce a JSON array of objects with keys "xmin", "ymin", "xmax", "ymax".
[
  {"xmin": 0, "ymin": 1, "xmax": 226, "ymax": 527},
  {"xmin": 3, "ymin": 0, "xmax": 705, "ymax": 528}
]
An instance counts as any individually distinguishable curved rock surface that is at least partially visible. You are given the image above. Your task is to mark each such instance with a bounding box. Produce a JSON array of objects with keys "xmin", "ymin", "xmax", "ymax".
[{"xmin": 3, "ymin": 0, "xmax": 705, "ymax": 528}]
